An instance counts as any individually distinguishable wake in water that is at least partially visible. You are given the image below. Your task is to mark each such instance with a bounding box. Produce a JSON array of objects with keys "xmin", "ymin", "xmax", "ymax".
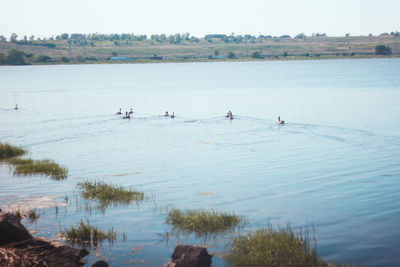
[{"xmin": 4, "ymin": 106, "xmax": 397, "ymax": 150}]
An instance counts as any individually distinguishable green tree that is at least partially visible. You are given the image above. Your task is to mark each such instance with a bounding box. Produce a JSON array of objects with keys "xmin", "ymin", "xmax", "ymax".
[
  {"xmin": 295, "ymin": 33, "xmax": 306, "ymax": 39},
  {"xmin": 34, "ymin": 55, "xmax": 52, "ymax": 62},
  {"xmin": 315, "ymin": 33, "xmax": 327, "ymax": 37},
  {"xmin": 228, "ymin": 51, "xmax": 236, "ymax": 59},
  {"xmin": 183, "ymin": 33, "xmax": 190, "ymax": 41},
  {"xmin": 0, "ymin": 53, "xmax": 6, "ymax": 64},
  {"xmin": 6, "ymin": 49, "xmax": 27, "ymax": 65},
  {"xmin": 214, "ymin": 50, "xmax": 220, "ymax": 56},
  {"xmin": 375, "ymin": 45, "xmax": 392, "ymax": 55},
  {"xmin": 174, "ymin": 33, "xmax": 182, "ymax": 43},
  {"xmin": 10, "ymin": 33, "xmax": 18, "ymax": 43},
  {"xmin": 251, "ymin": 51, "xmax": 263, "ymax": 59},
  {"xmin": 77, "ymin": 55, "xmax": 85, "ymax": 62}
]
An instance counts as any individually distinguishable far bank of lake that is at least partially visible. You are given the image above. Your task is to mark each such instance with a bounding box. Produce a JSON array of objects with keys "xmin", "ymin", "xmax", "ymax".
[{"xmin": 1, "ymin": 34, "xmax": 399, "ymax": 66}]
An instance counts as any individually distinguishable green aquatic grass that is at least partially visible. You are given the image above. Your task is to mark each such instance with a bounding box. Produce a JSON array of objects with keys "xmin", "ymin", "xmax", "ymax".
[
  {"xmin": 7, "ymin": 158, "xmax": 67, "ymax": 180},
  {"xmin": 27, "ymin": 209, "xmax": 40, "ymax": 223},
  {"xmin": 225, "ymin": 225, "xmax": 357, "ymax": 267},
  {"xmin": 10, "ymin": 209, "xmax": 23, "ymax": 219},
  {"xmin": 0, "ymin": 143, "xmax": 26, "ymax": 159},
  {"xmin": 6, "ymin": 158, "xmax": 34, "ymax": 165},
  {"xmin": 10, "ymin": 208, "xmax": 40, "ymax": 223},
  {"xmin": 165, "ymin": 208, "xmax": 244, "ymax": 239},
  {"xmin": 78, "ymin": 180, "xmax": 145, "ymax": 212},
  {"xmin": 61, "ymin": 219, "xmax": 117, "ymax": 248}
]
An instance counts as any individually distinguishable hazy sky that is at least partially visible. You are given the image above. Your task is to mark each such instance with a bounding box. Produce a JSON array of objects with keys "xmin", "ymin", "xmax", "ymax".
[{"xmin": 1, "ymin": 0, "xmax": 399, "ymax": 39}]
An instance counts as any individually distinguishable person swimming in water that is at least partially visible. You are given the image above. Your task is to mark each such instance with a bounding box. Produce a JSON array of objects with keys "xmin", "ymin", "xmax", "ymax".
[
  {"xmin": 171, "ymin": 112, "xmax": 175, "ymax": 119},
  {"xmin": 164, "ymin": 111, "xmax": 169, "ymax": 117},
  {"xmin": 15, "ymin": 104, "xmax": 18, "ymax": 110},
  {"xmin": 278, "ymin": 116, "xmax": 285, "ymax": 125},
  {"xmin": 129, "ymin": 108, "xmax": 133, "ymax": 115},
  {"xmin": 116, "ymin": 108, "xmax": 122, "ymax": 115}
]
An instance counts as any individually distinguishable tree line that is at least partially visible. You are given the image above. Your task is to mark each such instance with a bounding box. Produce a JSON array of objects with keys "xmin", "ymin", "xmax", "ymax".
[
  {"xmin": 1, "ymin": 31, "xmax": 399, "ymax": 46},
  {"xmin": 0, "ymin": 49, "xmax": 54, "ymax": 65}
]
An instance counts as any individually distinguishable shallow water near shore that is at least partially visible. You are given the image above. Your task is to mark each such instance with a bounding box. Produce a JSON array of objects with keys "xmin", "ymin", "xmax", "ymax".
[{"xmin": 1, "ymin": 58, "xmax": 400, "ymax": 266}]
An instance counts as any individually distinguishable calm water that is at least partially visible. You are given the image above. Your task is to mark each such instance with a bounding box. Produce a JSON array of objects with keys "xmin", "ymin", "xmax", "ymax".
[{"xmin": 1, "ymin": 59, "xmax": 400, "ymax": 266}]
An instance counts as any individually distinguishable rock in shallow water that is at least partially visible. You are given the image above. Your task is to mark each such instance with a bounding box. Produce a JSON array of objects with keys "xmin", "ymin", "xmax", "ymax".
[
  {"xmin": 163, "ymin": 245, "xmax": 212, "ymax": 267},
  {"xmin": 0, "ymin": 212, "xmax": 88, "ymax": 267},
  {"xmin": 92, "ymin": 260, "xmax": 109, "ymax": 267}
]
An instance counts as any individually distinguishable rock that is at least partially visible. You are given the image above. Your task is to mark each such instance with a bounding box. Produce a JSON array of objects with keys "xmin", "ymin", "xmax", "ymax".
[
  {"xmin": 34, "ymin": 237, "xmax": 89, "ymax": 266},
  {"xmin": 0, "ymin": 212, "xmax": 88, "ymax": 267},
  {"xmin": 92, "ymin": 260, "xmax": 109, "ymax": 267},
  {"xmin": 163, "ymin": 245, "xmax": 212, "ymax": 267},
  {"xmin": 0, "ymin": 237, "xmax": 89, "ymax": 267},
  {"xmin": 0, "ymin": 212, "xmax": 32, "ymax": 246}
]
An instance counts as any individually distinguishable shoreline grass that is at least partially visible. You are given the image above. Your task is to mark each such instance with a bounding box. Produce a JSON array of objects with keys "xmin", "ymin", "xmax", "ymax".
[
  {"xmin": 6, "ymin": 158, "xmax": 68, "ymax": 180},
  {"xmin": 5, "ymin": 54, "xmax": 399, "ymax": 67},
  {"xmin": 61, "ymin": 219, "xmax": 117, "ymax": 248},
  {"xmin": 165, "ymin": 208, "xmax": 244, "ymax": 239},
  {"xmin": 78, "ymin": 180, "xmax": 145, "ymax": 212},
  {"xmin": 0, "ymin": 143, "xmax": 27, "ymax": 159}
]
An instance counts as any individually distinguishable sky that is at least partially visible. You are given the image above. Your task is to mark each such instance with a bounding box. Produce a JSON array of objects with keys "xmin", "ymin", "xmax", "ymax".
[{"xmin": 1, "ymin": 0, "xmax": 399, "ymax": 39}]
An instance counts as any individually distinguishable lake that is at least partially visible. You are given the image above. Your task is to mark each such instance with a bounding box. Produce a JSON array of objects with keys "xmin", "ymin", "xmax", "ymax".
[{"xmin": 1, "ymin": 58, "xmax": 400, "ymax": 266}]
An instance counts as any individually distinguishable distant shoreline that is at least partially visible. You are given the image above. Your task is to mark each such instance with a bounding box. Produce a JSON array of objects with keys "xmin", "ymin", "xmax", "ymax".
[
  {"xmin": 1, "ymin": 34, "xmax": 399, "ymax": 66},
  {"xmin": 1, "ymin": 54, "xmax": 399, "ymax": 67}
]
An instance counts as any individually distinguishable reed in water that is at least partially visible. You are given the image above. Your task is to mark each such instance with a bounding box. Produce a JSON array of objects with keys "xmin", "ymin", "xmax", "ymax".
[{"xmin": 0, "ymin": 143, "xmax": 26, "ymax": 159}]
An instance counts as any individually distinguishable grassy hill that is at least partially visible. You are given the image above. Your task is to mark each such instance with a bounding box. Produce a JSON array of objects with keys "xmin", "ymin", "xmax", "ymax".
[{"xmin": 0, "ymin": 34, "xmax": 399, "ymax": 65}]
